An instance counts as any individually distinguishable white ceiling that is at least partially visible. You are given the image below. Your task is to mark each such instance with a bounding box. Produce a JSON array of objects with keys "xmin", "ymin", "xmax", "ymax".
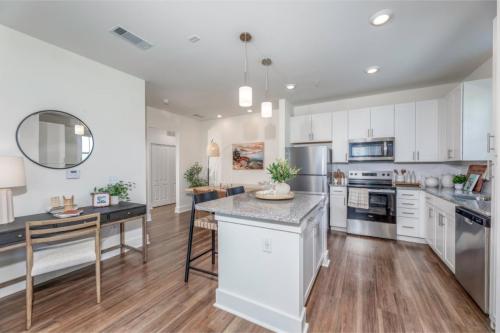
[{"xmin": 0, "ymin": 1, "xmax": 496, "ymax": 119}]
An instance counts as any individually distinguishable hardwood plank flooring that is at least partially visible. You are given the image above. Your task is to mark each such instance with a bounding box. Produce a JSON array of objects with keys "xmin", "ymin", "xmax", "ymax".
[{"xmin": 0, "ymin": 204, "xmax": 491, "ymax": 332}]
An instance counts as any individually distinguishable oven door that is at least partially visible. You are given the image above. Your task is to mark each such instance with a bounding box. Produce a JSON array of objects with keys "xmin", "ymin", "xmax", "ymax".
[
  {"xmin": 347, "ymin": 188, "xmax": 396, "ymax": 224},
  {"xmin": 348, "ymin": 138, "xmax": 394, "ymax": 161}
]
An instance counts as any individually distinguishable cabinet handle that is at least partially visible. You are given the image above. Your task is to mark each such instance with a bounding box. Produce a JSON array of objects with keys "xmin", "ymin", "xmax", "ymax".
[
  {"xmin": 413, "ymin": 151, "xmax": 415, "ymax": 161},
  {"xmin": 311, "ymin": 133, "xmax": 314, "ymax": 141},
  {"xmin": 487, "ymin": 133, "xmax": 495, "ymax": 153},
  {"xmin": 371, "ymin": 128, "xmax": 374, "ymax": 137},
  {"xmin": 402, "ymin": 212, "xmax": 414, "ymax": 215},
  {"xmin": 401, "ymin": 203, "xmax": 414, "ymax": 206},
  {"xmin": 345, "ymin": 153, "xmax": 347, "ymax": 162},
  {"xmin": 344, "ymin": 197, "xmax": 346, "ymax": 206},
  {"xmin": 368, "ymin": 129, "xmax": 370, "ymax": 137},
  {"xmin": 402, "ymin": 226, "xmax": 415, "ymax": 229},
  {"xmin": 401, "ymin": 194, "xmax": 413, "ymax": 197},
  {"xmin": 417, "ymin": 151, "xmax": 420, "ymax": 160}
]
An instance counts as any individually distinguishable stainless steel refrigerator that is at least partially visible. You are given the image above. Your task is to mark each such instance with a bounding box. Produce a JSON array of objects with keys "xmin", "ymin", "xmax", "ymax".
[{"xmin": 285, "ymin": 146, "xmax": 331, "ymax": 193}]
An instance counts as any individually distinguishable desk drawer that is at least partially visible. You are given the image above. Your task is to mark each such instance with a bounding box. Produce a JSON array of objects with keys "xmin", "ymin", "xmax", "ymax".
[
  {"xmin": 0, "ymin": 230, "xmax": 25, "ymax": 247},
  {"xmin": 106, "ymin": 207, "xmax": 146, "ymax": 222}
]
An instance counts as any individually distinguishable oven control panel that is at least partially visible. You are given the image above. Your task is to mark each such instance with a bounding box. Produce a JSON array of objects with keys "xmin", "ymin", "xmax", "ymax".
[{"xmin": 348, "ymin": 171, "xmax": 393, "ymax": 180}]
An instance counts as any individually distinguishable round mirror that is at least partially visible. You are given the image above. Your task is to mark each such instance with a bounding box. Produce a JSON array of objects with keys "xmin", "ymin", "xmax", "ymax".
[{"xmin": 16, "ymin": 110, "xmax": 94, "ymax": 169}]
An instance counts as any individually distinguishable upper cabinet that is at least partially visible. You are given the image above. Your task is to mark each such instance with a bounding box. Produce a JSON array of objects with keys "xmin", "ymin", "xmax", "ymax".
[
  {"xmin": 348, "ymin": 106, "xmax": 394, "ymax": 140},
  {"xmin": 331, "ymin": 111, "xmax": 349, "ymax": 163},
  {"xmin": 415, "ymin": 100, "xmax": 439, "ymax": 162},
  {"xmin": 290, "ymin": 113, "xmax": 332, "ymax": 143},
  {"xmin": 395, "ymin": 103, "xmax": 416, "ymax": 162}
]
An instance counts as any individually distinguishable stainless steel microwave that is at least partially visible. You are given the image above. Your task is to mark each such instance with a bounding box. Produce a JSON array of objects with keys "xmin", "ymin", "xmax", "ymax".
[{"xmin": 348, "ymin": 137, "xmax": 395, "ymax": 161}]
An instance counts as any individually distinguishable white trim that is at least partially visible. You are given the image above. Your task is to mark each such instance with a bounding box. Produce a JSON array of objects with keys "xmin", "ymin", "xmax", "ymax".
[
  {"xmin": 215, "ymin": 288, "xmax": 308, "ymax": 333},
  {"xmin": 322, "ymin": 250, "xmax": 330, "ymax": 267},
  {"xmin": 215, "ymin": 214, "xmax": 305, "ymax": 234},
  {"xmin": 175, "ymin": 204, "xmax": 191, "ymax": 214},
  {"xmin": 330, "ymin": 226, "xmax": 347, "ymax": 232}
]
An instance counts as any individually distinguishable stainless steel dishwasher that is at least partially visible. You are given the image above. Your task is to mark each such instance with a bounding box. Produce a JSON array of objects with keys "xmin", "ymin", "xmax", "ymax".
[{"xmin": 455, "ymin": 207, "xmax": 490, "ymax": 313}]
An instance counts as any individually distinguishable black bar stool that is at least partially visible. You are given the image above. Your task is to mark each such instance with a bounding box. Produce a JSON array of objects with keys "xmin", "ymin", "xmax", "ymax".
[
  {"xmin": 184, "ymin": 190, "xmax": 219, "ymax": 282},
  {"xmin": 226, "ymin": 186, "xmax": 245, "ymax": 196}
]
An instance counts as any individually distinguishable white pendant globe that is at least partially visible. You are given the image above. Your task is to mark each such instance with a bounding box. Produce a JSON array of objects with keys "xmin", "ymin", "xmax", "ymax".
[
  {"xmin": 239, "ymin": 86, "xmax": 252, "ymax": 107},
  {"xmin": 261, "ymin": 101, "xmax": 272, "ymax": 118}
]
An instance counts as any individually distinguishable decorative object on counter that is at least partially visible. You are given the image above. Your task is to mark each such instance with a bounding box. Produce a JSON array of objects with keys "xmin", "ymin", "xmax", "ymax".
[
  {"xmin": 463, "ymin": 173, "xmax": 480, "ymax": 192},
  {"xmin": 91, "ymin": 192, "xmax": 110, "ymax": 207},
  {"xmin": 0, "ymin": 156, "xmax": 26, "ymax": 224},
  {"xmin": 63, "ymin": 195, "xmax": 75, "ymax": 211},
  {"xmin": 393, "ymin": 169, "xmax": 419, "ymax": 187},
  {"xmin": 232, "ymin": 142, "xmax": 264, "ymax": 170},
  {"xmin": 206, "ymin": 139, "xmax": 220, "ymax": 186},
  {"xmin": 255, "ymin": 190, "xmax": 295, "ymax": 200},
  {"xmin": 453, "ymin": 174, "xmax": 467, "ymax": 190},
  {"xmin": 93, "ymin": 181, "xmax": 135, "ymax": 205},
  {"xmin": 466, "ymin": 164, "xmax": 488, "ymax": 192},
  {"xmin": 333, "ymin": 169, "xmax": 346, "ymax": 185},
  {"xmin": 409, "ymin": 171, "xmax": 416, "ymax": 184},
  {"xmin": 184, "ymin": 162, "xmax": 208, "ymax": 188},
  {"xmin": 441, "ymin": 174, "xmax": 454, "ymax": 188},
  {"xmin": 265, "ymin": 159, "xmax": 300, "ymax": 196},
  {"xmin": 50, "ymin": 196, "xmax": 61, "ymax": 209},
  {"xmin": 424, "ymin": 176, "xmax": 439, "ymax": 188}
]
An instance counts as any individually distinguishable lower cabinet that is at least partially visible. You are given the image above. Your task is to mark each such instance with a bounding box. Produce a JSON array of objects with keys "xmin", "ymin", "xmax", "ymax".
[
  {"xmin": 396, "ymin": 189, "xmax": 424, "ymax": 240},
  {"xmin": 330, "ymin": 187, "xmax": 347, "ymax": 230}
]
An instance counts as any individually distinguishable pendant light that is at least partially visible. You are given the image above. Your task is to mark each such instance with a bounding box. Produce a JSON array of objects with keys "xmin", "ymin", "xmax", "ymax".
[
  {"xmin": 239, "ymin": 32, "xmax": 252, "ymax": 107},
  {"xmin": 261, "ymin": 58, "xmax": 272, "ymax": 118}
]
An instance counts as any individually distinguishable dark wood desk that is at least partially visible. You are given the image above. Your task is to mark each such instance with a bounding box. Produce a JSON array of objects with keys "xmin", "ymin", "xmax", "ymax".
[{"xmin": 0, "ymin": 202, "xmax": 148, "ymax": 262}]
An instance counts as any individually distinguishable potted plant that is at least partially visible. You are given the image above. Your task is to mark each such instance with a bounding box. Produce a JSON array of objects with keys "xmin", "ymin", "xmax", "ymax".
[
  {"xmin": 453, "ymin": 174, "xmax": 467, "ymax": 190},
  {"xmin": 266, "ymin": 159, "xmax": 300, "ymax": 195},
  {"xmin": 184, "ymin": 162, "xmax": 208, "ymax": 188},
  {"xmin": 94, "ymin": 181, "xmax": 135, "ymax": 205}
]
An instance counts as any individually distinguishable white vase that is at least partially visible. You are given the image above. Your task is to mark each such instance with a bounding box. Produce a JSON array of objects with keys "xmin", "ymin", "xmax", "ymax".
[
  {"xmin": 111, "ymin": 195, "xmax": 120, "ymax": 205},
  {"xmin": 454, "ymin": 184, "xmax": 464, "ymax": 191},
  {"xmin": 274, "ymin": 183, "xmax": 290, "ymax": 195}
]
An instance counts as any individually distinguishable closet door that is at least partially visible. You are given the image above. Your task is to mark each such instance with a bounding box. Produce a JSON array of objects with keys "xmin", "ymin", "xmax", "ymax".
[{"xmin": 151, "ymin": 144, "xmax": 176, "ymax": 207}]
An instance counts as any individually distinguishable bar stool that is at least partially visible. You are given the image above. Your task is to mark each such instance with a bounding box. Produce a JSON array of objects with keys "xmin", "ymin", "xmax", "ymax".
[
  {"xmin": 184, "ymin": 190, "xmax": 219, "ymax": 282},
  {"xmin": 226, "ymin": 186, "xmax": 245, "ymax": 196}
]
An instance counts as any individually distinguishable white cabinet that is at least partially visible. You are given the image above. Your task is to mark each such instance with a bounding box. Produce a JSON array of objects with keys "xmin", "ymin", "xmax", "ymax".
[
  {"xmin": 302, "ymin": 221, "xmax": 315, "ymax": 298},
  {"xmin": 415, "ymin": 100, "xmax": 439, "ymax": 162},
  {"xmin": 435, "ymin": 211, "xmax": 446, "ymax": 257},
  {"xmin": 330, "ymin": 186, "xmax": 347, "ymax": 230},
  {"xmin": 425, "ymin": 204, "xmax": 436, "ymax": 249},
  {"xmin": 395, "ymin": 103, "xmax": 416, "ymax": 162},
  {"xmin": 370, "ymin": 105, "xmax": 395, "ymax": 138},
  {"xmin": 290, "ymin": 113, "xmax": 332, "ymax": 143},
  {"xmin": 331, "ymin": 111, "xmax": 349, "ymax": 163},
  {"xmin": 348, "ymin": 108, "xmax": 370, "ymax": 139},
  {"xmin": 396, "ymin": 189, "xmax": 424, "ymax": 240},
  {"xmin": 446, "ymin": 85, "xmax": 463, "ymax": 161},
  {"xmin": 444, "ymin": 212, "xmax": 455, "ymax": 271}
]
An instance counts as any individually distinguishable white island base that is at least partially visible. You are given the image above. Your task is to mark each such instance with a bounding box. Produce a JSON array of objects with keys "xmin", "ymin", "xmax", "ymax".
[{"xmin": 212, "ymin": 201, "xmax": 329, "ymax": 333}]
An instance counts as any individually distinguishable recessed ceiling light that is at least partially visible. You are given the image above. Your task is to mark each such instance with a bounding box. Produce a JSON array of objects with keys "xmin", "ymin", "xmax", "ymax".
[
  {"xmin": 188, "ymin": 34, "xmax": 201, "ymax": 43},
  {"xmin": 163, "ymin": 98, "xmax": 169, "ymax": 105},
  {"xmin": 370, "ymin": 9, "xmax": 393, "ymax": 26},
  {"xmin": 247, "ymin": 109, "xmax": 253, "ymax": 113},
  {"xmin": 217, "ymin": 114, "xmax": 222, "ymax": 118},
  {"xmin": 365, "ymin": 66, "xmax": 380, "ymax": 75},
  {"xmin": 286, "ymin": 84, "xmax": 296, "ymax": 90}
]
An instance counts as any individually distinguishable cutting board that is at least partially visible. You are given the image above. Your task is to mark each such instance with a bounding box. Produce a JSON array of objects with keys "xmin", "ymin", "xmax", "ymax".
[{"xmin": 466, "ymin": 164, "xmax": 487, "ymax": 193}]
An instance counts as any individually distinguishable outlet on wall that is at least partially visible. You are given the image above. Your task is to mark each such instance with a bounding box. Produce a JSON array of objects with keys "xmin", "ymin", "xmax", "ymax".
[{"xmin": 263, "ymin": 238, "xmax": 272, "ymax": 253}]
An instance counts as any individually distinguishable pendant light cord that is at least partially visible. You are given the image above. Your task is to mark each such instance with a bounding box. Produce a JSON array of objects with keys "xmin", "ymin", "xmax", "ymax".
[
  {"xmin": 265, "ymin": 67, "xmax": 269, "ymax": 98},
  {"xmin": 243, "ymin": 41, "xmax": 248, "ymax": 84}
]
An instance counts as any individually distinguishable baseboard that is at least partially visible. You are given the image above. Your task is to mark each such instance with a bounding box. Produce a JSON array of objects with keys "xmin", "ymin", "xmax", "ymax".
[
  {"xmin": 397, "ymin": 235, "xmax": 427, "ymax": 244},
  {"xmin": 215, "ymin": 288, "xmax": 308, "ymax": 333},
  {"xmin": 175, "ymin": 204, "xmax": 191, "ymax": 214},
  {"xmin": 490, "ymin": 313, "xmax": 496, "ymax": 330},
  {"xmin": 330, "ymin": 226, "xmax": 346, "ymax": 232}
]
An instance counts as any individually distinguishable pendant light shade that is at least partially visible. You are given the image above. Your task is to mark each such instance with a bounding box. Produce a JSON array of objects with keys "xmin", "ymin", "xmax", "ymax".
[
  {"xmin": 239, "ymin": 85, "xmax": 252, "ymax": 107},
  {"xmin": 261, "ymin": 101, "xmax": 273, "ymax": 118}
]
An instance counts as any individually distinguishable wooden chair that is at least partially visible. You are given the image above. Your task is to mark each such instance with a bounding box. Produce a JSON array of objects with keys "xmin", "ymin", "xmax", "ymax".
[
  {"xmin": 226, "ymin": 186, "xmax": 245, "ymax": 196},
  {"xmin": 184, "ymin": 190, "xmax": 219, "ymax": 282},
  {"xmin": 25, "ymin": 213, "xmax": 101, "ymax": 330}
]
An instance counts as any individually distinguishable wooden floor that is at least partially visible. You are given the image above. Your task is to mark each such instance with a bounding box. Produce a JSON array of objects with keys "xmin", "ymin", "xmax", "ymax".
[{"xmin": 0, "ymin": 204, "xmax": 491, "ymax": 333}]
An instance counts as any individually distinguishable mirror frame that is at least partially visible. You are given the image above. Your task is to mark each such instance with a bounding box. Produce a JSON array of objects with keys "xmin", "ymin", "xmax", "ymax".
[{"xmin": 16, "ymin": 110, "xmax": 95, "ymax": 170}]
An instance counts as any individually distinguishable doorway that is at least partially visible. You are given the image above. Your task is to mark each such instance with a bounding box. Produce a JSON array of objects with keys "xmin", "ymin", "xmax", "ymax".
[{"xmin": 151, "ymin": 143, "xmax": 176, "ymax": 207}]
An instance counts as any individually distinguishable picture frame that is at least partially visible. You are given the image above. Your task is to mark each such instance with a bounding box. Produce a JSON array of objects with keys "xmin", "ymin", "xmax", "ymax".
[
  {"xmin": 232, "ymin": 142, "xmax": 264, "ymax": 170},
  {"xmin": 92, "ymin": 192, "xmax": 110, "ymax": 207},
  {"xmin": 463, "ymin": 173, "xmax": 480, "ymax": 192}
]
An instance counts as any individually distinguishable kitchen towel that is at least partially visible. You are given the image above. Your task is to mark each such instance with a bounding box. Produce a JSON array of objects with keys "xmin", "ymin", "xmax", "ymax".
[{"xmin": 348, "ymin": 188, "xmax": 369, "ymax": 209}]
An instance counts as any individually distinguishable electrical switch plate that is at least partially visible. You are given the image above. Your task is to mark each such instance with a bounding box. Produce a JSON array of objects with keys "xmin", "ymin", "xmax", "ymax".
[
  {"xmin": 263, "ymin": 238, "xmax": 272, "ymax": 253},
  {"xmin": 66, "ymin": 169, "xmax": 80, "ymax": 179}
]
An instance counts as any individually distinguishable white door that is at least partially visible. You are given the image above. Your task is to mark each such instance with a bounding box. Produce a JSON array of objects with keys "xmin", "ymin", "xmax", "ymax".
[
  {"xmin": 290, "ymin": 115, "xmax": 311, "ymax": 143},
  {"xmin": 151, "ymin": 144, "xmax": 176, "ymax": 207},
  {"xmin": 330, "ymin": 194, "xmax": 347, "ymax": 228},
  {"xmin": 415, "ymin": 99, "xmax": 439, "ymax": 162},
  {"xmin": 370, "ymin": 105, "xmax": 395, "ymax": 138},
  {"xmin": 395, "ymin": 103, "xmax": 416, "ymax": 162},
  {"xmin": 310, "ymin": 113, "xmax": 332, "ymax": 142},
  {"xmin": 332, "ymin": 111, "xmax": 349, "ymax": 163},
  {"xmin": 348, "ymin": 108, "xmax": 370, "ymax": 139}
]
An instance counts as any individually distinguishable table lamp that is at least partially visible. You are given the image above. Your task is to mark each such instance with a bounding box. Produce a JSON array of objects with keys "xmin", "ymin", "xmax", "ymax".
[
  {"xmin": 206, "ymin": 139, "xmax": 220, "ymax": 186},
  {"xmin": 0, "ymin": 156, "xmax": 26, "ymax": 224}
]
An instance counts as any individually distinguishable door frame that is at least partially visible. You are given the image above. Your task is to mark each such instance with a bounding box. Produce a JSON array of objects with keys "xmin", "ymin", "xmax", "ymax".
[{"xmin": 150, "ymin": 143, "xmax": 176, "ymax": 208}]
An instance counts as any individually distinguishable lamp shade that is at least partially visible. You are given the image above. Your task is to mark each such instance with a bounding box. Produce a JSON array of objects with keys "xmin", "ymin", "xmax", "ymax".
[
  {"xmin": 0, "ymin": 156, "xmax": 26, "ymax": 188},
  {"xmin": 207, "ymin": 141, "xmax": 220, "ymax": 157},
  {"xmin": 261, "ymin": 101, "xmax": 273, "ymax": 118},
  {"xmin": 239, "ymin": 86, "xmax": 252, "ymax": 107}
]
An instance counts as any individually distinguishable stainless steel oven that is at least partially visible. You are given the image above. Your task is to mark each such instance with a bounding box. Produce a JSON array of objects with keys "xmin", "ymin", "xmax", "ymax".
[
  {"xmin": 348, "ymin": 137, "xmax": 394, "ymax": 162},
  {"xmin": 347, "ymin": 171, "xmax": 396, "ymax": 239}
]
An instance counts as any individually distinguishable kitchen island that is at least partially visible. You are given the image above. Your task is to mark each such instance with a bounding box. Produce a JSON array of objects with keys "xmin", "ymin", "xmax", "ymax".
[{"xmin": 196, "ymin": 192, "xmax": 329, "ymax": 333}]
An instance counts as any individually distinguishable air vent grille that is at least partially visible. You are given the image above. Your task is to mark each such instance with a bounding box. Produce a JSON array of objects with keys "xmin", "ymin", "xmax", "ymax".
[
  {"xmin": 166, "ymin": 131, "xmax": 176, "ymax": 137},
  {"xmin": 192, "ymin": 114, "xmax": 204, "ymax": 119},
  {"xmin": 110, "ymin": 26, "xmax": 153, "ymax": 50}
]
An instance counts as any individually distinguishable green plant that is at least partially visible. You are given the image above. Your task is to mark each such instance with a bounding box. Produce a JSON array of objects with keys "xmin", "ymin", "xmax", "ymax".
[
  {"xmin": 94, "ymin": 181, "xmax": 135, "ymax": 201},
  {"xmin": 266, "ymin": 159, "xmax": 300, "ymax": 183},
  {"xmin": 184, "ymin": 162, "xmax": 207, "ymax": 187},
  {"xmin": 453, "ymin": 174, "xmax": 467, "ymax": 184}
]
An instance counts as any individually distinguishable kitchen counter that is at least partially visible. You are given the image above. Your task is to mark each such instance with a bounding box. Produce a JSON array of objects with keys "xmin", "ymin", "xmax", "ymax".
[{"xmin": 196, "ymin": 192, "xmax": 326, "ymax": 225}]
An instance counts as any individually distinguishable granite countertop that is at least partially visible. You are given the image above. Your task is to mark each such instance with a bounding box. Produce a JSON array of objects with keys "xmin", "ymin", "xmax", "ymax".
[{"xmin": 195, "ymin": 192, "xmax": 326, "ymax": 225}]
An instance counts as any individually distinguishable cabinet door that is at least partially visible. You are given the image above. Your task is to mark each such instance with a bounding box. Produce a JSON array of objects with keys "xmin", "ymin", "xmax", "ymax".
[
  {"xmin": 332, "ymin": 111, "xmax": 349, "ymax": 163},
  {"xmin": 426, "ymin": 205, "xmax": 436, "ymax": 248},
  {"xmin": 444, "ymin": 212, "xmax": 455, "ymax": 272},
  {"xmin": 290, "ymin": 115, "xmax": 311, "ymax": 143},
  {"xmin": 435, "ymin": 211, "xmax": 446, "ymax": 258},
  {"xmin": 395, "ymin": 103, "xmax": 416, "ymax": 162},
  {"xmin": 415, "ymin": 100, "xmax": 439, "ymax": 161},
  {"xmin": 330, "ymin": 194, "xmax": 347, "ymax": 228},
  {"xmin": 303, "ymin": 222, "xmax": 315, "ymax": 300},
  {"xmin": 311, "ymin": 113, "xmax": 332, "ymax": 142},
  {"xmin": 370, "ymin": 105, "xmax": 395, "ymax": 138},
  {"xmin": 348, "ymin": 108, "xmax": 370, "ymax": 139},
  {"xmin": 448, "ymin": 85, "xmax": 463, "ymax": 160}
]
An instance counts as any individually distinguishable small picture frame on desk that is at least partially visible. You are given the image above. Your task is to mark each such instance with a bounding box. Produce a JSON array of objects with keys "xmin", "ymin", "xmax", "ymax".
[{"xmin": 92, "ymin": 192, "xmax": 110, "ymax": 207}]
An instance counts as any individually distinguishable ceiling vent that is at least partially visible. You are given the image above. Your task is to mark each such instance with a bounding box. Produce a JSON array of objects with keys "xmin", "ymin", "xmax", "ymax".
[
  {"xmin": 110, "ymin": 26, "xmax": 153, "ymax": 50},
  {"xmin": 192, "ymin": 114, "xmax": 204, "ymax": 119},
  {"xmin": 188, "ymin": 34, "xmax": 201, "ymax": 43}
]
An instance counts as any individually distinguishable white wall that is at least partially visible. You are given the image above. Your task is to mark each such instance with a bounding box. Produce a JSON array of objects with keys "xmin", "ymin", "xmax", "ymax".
[
  {"xmin": 146, "ymin": 106, "xmax": 204, "ymax": 213},
  {"xmin": 0, "ymin": 24, "xmax": 146, "ymax": 297}
]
